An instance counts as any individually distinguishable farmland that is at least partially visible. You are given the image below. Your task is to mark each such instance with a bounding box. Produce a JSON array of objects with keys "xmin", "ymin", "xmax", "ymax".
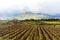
[{"xmin": 0, "ymin": 21, "xmax": 60, "ymax": 40}]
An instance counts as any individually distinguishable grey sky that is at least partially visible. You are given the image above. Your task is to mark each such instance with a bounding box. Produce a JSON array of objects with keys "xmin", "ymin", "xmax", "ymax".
[{"xmin": 0, "ymin": 0, "xmax": 60, "ymax": 15}]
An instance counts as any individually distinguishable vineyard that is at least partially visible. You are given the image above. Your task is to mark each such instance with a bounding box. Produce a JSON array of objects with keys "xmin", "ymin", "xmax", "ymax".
[{"xmin": 0, "ymin": 21, "xmax": 60, "ymax": 40}]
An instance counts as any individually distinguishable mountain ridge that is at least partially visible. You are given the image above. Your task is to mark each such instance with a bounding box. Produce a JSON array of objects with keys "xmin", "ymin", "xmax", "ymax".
[{"xmin": 0, "ymin": 12, "xmax": 60, "ymax": 20}]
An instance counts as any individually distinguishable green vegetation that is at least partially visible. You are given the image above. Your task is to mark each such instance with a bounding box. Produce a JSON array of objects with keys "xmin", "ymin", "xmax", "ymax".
[{"xmin": 0, "ymin": 37, "xmax": 4, "ymax": 40}]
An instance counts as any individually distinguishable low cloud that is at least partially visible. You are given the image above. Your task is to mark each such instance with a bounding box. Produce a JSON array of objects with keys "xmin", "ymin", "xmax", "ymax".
[{"xmin": 0, "ymin": 0, "xmax": 60, "ymax": 17}]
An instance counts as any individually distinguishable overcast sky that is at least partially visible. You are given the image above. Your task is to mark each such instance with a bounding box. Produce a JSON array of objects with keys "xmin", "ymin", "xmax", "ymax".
[{"xmin": 0, "ymin": 0, "xmax": 60, "ymax": 19}]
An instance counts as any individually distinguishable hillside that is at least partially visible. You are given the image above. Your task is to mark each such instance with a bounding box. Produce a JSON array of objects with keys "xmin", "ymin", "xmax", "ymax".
[{"xmin": 15, "ymin": 12, "xmax": 51, "ymax": 20}]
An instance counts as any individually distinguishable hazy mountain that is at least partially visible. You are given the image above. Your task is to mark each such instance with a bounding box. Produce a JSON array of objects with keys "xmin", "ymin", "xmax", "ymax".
[
  {"xmin": 15, "ymin": 12, "xmax": 52, "ymax": 20},
  {"xmin": 51, "ymin": 14, "xmax": 60, "ymax": 18},
  {"xmin": 0, "ymin": 12, "xmax": 60, "ymax": 20}
]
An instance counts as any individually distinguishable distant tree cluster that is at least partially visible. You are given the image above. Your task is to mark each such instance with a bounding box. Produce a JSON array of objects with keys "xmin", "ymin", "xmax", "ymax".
[
  {"xmin": 24, "ymin": 18, "xmax": 60, "ymax": 21},
  {"xmin": 40, "ymin": 18, "xmax": 60, "ymax": 21},
  {"xmin": 7, "ymin": 18, "xmax": 60, "ymax": 23}
]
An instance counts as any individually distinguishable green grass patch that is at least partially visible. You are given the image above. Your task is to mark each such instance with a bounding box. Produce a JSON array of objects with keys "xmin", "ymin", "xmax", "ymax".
[
  {"xmin": 42, "ymin": 21, "xmax": 60, "ymax": 25},
  {"xmin": 0, "ymin": 37, "xmax": 4, "ymax": 40}
]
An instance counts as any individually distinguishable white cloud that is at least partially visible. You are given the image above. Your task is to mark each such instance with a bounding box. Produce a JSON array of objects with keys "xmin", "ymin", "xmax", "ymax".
[{"xmin": 0, "ymin": 0, "xmax": 60, "ymax": 15}]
